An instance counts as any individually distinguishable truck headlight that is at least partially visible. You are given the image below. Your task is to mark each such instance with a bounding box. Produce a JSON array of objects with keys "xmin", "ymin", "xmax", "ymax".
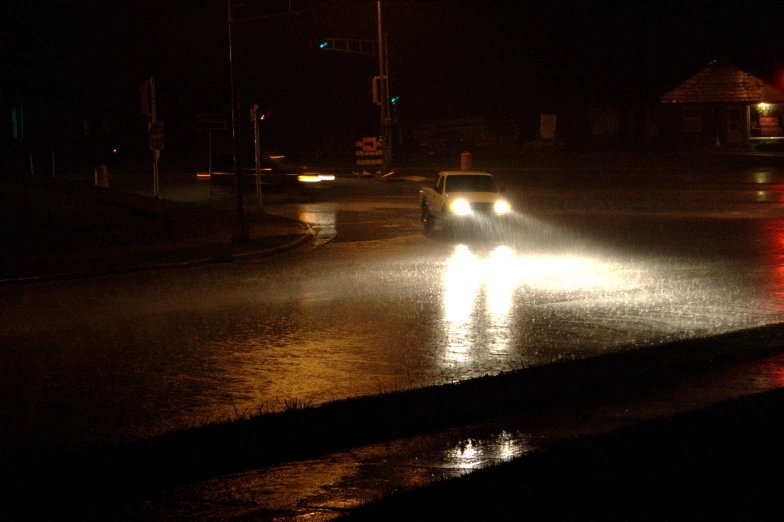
[
  {"xmin": 451, "ymin": 199, "xmax": 471, "ymax": 215},
  {"xmin": 494, "ymin": 200, "xmax": 511, "ymax": 214}
]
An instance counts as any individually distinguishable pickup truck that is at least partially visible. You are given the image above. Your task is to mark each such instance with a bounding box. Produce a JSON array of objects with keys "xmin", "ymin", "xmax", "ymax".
[{"xmin": 420, "ymin": 171, "xmax": 511, "ymax": 234}]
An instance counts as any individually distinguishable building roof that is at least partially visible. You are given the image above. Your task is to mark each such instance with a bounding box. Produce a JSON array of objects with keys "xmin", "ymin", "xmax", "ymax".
[{"xmin": 660, "ymin": 59, "xmax": 784, "ymax": 103}]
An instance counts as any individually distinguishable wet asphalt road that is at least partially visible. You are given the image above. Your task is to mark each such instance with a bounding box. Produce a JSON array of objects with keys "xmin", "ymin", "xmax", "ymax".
[{"xmin": 2, "ymin": 169, "xmax": 784, "ymax": 457}]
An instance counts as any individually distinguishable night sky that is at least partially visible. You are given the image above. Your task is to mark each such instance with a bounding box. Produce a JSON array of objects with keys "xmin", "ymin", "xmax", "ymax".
[{"xmin": 6, "ymin": 0, "xmax": 784, "ymax": 159}]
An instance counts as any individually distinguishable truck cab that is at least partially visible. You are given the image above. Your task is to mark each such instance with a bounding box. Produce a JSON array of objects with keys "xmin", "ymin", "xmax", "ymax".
[{"xmin": 420, "ymin": 171, "xmax": 511, "ymax": 234}]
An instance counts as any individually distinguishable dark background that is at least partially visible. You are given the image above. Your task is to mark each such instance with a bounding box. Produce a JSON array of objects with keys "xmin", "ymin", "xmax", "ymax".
[{"xmin": 4, "ymin": 0, "xmax": 784, "ymax": 167}]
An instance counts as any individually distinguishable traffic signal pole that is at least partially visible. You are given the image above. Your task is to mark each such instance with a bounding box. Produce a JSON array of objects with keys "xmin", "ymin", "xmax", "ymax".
[
  {"xmin": 377, "ymin": 1, "xmax": 392, "ymax": 174},
  {"xmin": 313, "ymin": 3, "xmax": 391, "ymax": 174},
  {"xmin": 233, "ymin": 2, "xmax": 392, "ymax": 178}
]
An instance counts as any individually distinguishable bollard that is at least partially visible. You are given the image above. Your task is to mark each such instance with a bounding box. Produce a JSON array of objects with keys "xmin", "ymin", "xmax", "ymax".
[
  {"xmin": 460, "ymin": 151, "xmax": 472, "ymax": 171},
  {"xmin": 94, "ymin": 164, "xmax": 109, "ymax": 188}
]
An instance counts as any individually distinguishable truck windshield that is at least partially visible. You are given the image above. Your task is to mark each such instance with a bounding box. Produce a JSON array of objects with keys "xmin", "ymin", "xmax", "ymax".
[{"xmin": 445, "ymin": 175, "xmax": 497, "ymax": 192}]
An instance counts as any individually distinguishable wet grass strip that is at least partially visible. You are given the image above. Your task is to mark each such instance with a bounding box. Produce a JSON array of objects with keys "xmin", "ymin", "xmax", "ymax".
[{"xmin": 342, "ymin": 386, "xmax": 784, "ymax": 521}]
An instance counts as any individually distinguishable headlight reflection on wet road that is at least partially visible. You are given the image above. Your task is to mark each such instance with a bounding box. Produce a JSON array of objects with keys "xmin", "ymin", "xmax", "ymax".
[
  {"xmin": 443, "ymin": 245, "xmax": 480, "ymax": 323},
  {"xmin": 485, "ymin": 246, "xmax": 520, "ymax": 318},
  {"xmin": 442, "ymin": 244, "xmax": 626, "ymax": 363},
  {"xmin": 298, "ymin": 205, "xmax": 337, "ymax": 241},
  {"xmin": 443, "ymin": 246, "xmax": 480, "ymax": 362}
]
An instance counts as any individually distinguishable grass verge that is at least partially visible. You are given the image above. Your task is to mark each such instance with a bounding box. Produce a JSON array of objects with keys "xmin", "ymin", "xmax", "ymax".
[{"xmin": 3, "ymin": 322, "xmax": 784, "ymax": 519}]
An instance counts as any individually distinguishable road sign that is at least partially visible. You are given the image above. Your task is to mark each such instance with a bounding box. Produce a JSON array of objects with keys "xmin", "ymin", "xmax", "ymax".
[
  {"xmin": 149, "ymin": 121, "xmax": 164, "ymax": 150},
  {"xmin": 356, "ymin": 137, "xmax": 382, "ymax": 166}
]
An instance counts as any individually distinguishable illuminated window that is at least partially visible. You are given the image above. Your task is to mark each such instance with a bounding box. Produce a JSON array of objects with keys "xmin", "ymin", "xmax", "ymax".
[
  {"xmin": 682, "ymin": 106, "xmax": 702, "ymax": 133},
  {"xmin": 749, "ymin": 103, "xmax": 784, "ymax": 138}
]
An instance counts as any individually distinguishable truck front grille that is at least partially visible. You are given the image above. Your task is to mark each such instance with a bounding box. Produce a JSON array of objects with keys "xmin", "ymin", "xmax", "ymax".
[{"xmin": 470, "ymin": 202, "xmax": 495, "ymax": 213}]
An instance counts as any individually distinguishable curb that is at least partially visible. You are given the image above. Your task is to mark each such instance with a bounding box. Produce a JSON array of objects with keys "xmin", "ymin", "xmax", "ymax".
[
  {"xmin": 231, "ymin": 231, "xmax": 315, "ymax": 260},
  {"xmin": 0, "ymin": 232, "xmax": 315, "ymax": 286}
]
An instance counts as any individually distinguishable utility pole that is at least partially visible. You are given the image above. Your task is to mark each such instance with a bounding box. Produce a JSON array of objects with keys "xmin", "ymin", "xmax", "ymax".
[
  {"xmin": 228, "ymin": 0, "xmax": 249, "ymax": 243},
  {"xmin": 377, "ymin": 1, "xmax": 392, "ymax": 174},
  {"xmin": 151, "ymin": 77, "xmax": 159, "ymax": 198}
]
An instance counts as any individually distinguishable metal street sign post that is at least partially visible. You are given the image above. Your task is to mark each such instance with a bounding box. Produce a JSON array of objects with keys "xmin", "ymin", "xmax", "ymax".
[
  {"xmin": 251, "ymin": 104, "xmax": 262, "ymax": 206},
  {"xmin": 148, "ymin": 121, "xmax": 164, "ymax": 198},
  {"xmin": 149, "ymin": 121, "xmax": 165, "ymax": 150}
]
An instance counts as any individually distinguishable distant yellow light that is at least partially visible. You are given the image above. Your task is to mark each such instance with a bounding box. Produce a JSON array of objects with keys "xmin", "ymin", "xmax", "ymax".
[
  {"xmin": 298, "ymin": 174, "xmax": 335, "ymax": 183},
  {"xmin": 754, "ymin": 171, "xmax": 773, "ymax": 184}
]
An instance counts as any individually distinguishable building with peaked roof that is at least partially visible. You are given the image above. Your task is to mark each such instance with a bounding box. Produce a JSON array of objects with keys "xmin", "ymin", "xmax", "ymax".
[{"xmin": 659, "ymin": 59, "xmax": 784, "ymax": 147}]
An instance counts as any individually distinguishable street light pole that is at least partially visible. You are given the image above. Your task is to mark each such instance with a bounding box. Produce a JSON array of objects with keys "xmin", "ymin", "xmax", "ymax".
[{"xmin": 228, "ymin": 0, "xmax": 249, "ymax": 243}]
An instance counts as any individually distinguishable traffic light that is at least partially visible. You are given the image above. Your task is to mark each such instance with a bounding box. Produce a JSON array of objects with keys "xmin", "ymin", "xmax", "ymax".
[
  {"xmin": 390, "ymin": 96, "xmax": 399, "ymax": 123},
  {"xmin": 313, "ymin": 38, "xmax": 375, "ymax": 55},
  {"xmin": 250, "ymin": 105, "xmax": 272, "ymax": 122}
]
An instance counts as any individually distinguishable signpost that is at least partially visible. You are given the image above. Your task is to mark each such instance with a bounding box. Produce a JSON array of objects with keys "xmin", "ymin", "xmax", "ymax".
[
  {"xmin": 148, "ymin": 121, "xmax": 163, "ymax": 198},
  {"xmin": 251, "ymin": 104, "xmax": 262, "ymax": 206},
  {"xmin": 149, "ymin": 121, "xmax": 164, "ymax": 150}
]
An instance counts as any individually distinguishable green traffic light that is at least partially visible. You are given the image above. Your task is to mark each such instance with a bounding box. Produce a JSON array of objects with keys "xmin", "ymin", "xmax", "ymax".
[
  {"xmin": 320, "ymin": 41, "xmax": 329, "ymax": 49},
  {"xmin": 391, "ymin": 96, "xmax": 400, "ymax": 105}
]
